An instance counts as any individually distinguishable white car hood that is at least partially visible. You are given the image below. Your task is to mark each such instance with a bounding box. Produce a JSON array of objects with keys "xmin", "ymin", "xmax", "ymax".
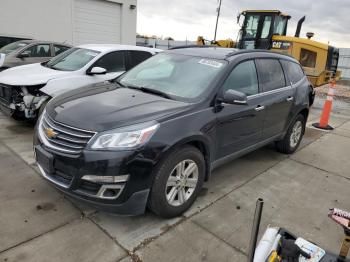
[{"xmin": 0, "ymin": 63, "xmax": 72, "ymax": 86}]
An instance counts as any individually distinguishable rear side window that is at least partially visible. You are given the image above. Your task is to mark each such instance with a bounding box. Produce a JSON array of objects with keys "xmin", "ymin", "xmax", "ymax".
[
  {"xmin": 93, "ymin": 51, "xmax": 126, "ymax": 73},
  {"xmin": 256, "ymin": 59, "xmax": 286, "ymax": 92},
  {"xmin": 280, "ymin": 60, "xmax": 305, "ymax": 84},
  {"xmin": 221, "ymin": 60, "xmax": 259, "ymax": 96},
  {"xmin": 128, "ymin": 51, "xmax": 152, "ymax": 69},
  {"xmin": 54, "ymin": 45, "xmax": 70, "ymax": 56},
  {"xmin": 23, "ymin": 44, "xmax": 51, "ymax": 57}
]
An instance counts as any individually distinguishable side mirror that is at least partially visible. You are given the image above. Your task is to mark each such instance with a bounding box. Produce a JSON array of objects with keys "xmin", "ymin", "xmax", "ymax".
[
  {"xmin": 17, "ymin": 51, "xmax": 30, "ymax": 59},
  {"xmin": 222, "ymin": 89, "xmax": 247, "ymax": 105},
  {"xmin": 88, "ymin": 67, "xmax": 107, "ymax": 75}
]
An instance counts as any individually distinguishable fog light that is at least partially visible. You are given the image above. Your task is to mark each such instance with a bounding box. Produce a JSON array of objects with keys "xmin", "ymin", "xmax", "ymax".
[
  {"xmin": 81, "ymin": 174, "xmax": 129, "ymax": 183},
  {"xmin": 97, "ymin": 184, "xmax": 124, "ymax": 199},
  {"xmin": 103, "ymin": 188, "xmax": 120, "ymax": 198}
]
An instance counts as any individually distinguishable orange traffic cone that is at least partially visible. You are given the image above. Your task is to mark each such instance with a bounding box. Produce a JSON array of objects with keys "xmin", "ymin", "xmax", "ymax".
[{"xmin": 312, "ymin": 80, "xmax": 336, "ymax": 130}]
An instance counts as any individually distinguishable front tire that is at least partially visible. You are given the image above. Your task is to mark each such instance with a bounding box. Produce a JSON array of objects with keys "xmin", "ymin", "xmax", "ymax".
[
  {"xmin": 148, "ymin": 146, "xmax": 205, "ymax": 218},
  {"xmin": 276, "ymin": 114, "xmax": 305, "ymax": 154}
]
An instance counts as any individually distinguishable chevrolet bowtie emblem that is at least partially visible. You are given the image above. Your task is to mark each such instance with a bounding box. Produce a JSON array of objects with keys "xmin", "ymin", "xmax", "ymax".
[{"xmin": 45, "ymin": 127, "xmax": 58, "ymax": 139}]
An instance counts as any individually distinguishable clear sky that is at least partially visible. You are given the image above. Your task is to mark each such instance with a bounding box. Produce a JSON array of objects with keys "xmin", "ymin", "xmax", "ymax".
[{"xmin": 137, "ymin": 0, "xmax": 350, "ymax": 48}]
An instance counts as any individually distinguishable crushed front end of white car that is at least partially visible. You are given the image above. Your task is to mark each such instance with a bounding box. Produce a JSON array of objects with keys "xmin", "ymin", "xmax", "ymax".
[{"xmin": 0, "ymin": 83, "xmax": 49, "ymax": 119}]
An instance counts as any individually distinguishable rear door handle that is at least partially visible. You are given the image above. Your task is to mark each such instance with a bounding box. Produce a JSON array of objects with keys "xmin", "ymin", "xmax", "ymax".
[
  {"xmin": 254, "ymin": 105, "xmax": 265, "ymax": 111},
  {"xmin": 286, "ymin": 96, "xmax": 294, "ymax": 102}
]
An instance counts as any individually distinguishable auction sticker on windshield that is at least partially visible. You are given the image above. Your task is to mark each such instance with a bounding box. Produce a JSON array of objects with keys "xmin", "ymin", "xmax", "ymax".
[{"xmin": 198, "ymin": 59, "xmax": 223, "ymax": 68}]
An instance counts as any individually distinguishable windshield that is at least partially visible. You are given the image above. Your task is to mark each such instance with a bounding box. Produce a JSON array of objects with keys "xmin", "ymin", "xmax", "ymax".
[
  {"xmin": 0, "ymin": 41, "xmax": 28, "ymax": 54},
  {"xmin": 45, "ymin": 47, "xmax": 100, "ymax": 71},
  {"xmin": 244, "ymin": 14, "xmax": 260, "ymax": 38},
  {"xmin": 119, "ymin": 53, "xmax": 227, "ymax": 101}
]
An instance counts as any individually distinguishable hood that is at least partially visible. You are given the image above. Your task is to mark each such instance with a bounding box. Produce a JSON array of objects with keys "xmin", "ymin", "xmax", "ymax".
[
  {"xmin": 0, "ymin": 53, "xmax": 5, "ymax": 67},
  {"xmin": 47, "ymin": 82, "xmax": 190, "ymax": 132},
  {"xmin": 0, "ymin": 63, "xmax": 72, "ymax": 86}
]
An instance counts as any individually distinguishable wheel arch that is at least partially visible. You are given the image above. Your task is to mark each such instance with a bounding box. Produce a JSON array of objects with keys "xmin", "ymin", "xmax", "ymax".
[
  {"xmin": 160, "ymin": 136, "xmax": 213, "ymax": 182},
  {"xmin": 297, "ymin": 108, "xmax": 309, "ymax": 135},
  {"xmin": 298, "ymin": 107, "xmax": 309, "ymax": 122},
  {"xmin": 287, "ymin": 107, "xmax": 309, "ymax": 135}
]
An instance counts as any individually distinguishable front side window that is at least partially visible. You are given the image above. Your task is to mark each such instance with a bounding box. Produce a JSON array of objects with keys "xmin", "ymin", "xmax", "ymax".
[
  {"xmin": 221, "ymin": 60, "xmax": 259, "ymax": 96},
  {"xmin": 93, "ymin": 51, "xmax": 126, "ymax": 73},
  {"xmin": 300, "ymin": 48, "xmax": 317, "ymax": 68},
  {"xmin": 23, "ymin": 44, "xmax": 51, "ymax": 57},
  {"xmin": 280, "ymin": 60, "xmax": 305, "ymax": 84},
  {"xmin": 245, "ymin": 15, "xmax": 260, "ymax": 38},
  {"xmin": 119, "ymin": 53, "xmax": 227, "ymax": 101},
  {"xmin": 45, "ymin": 48, "xmax": 100, "ymax": 71},
  {"xmin": 0, "ymin": 41, "xmax": 29, "ymax": 55},
  {"xmin": 54, "ymin": 45, "xmax": 70, "ymax": 56},
  {"xmin": 257, "ymin": 59, "xmax": 286, "ymax": 92},
  {"xmin": 128, "ymin": 51, "xmax": 152, "ymax": 69}
]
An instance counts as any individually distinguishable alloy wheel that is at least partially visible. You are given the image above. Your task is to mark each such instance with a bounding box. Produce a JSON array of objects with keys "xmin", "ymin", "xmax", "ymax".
[
  {"xmin": 165, "ymin": 159, "xmax": 199, "ymax": 207},
  {"xmin": 290, "ymin": 120, "xmax": 303, "ymax": 148}
]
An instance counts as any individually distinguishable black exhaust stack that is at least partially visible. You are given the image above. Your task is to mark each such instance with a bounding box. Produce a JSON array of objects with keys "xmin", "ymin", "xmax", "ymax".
[{"xmin": 295, "ymin": 16, "xmax": 306, "ymax": 37}]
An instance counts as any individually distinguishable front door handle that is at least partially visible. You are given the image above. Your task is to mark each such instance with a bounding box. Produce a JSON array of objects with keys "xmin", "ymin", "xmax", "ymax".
[
  {"xmin": 254, "ymin": 105, "xmax": 265, "ymax": 111},
  {"xmin": 286, "ymin": 96, "xmax": 294, "ymax": 102}
]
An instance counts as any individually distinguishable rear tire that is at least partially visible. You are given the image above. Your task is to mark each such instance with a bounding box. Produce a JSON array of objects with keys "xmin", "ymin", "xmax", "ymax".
[
  {"xmin": 276, "ymin": 114, "xmax": 305, "ymax": 154},
  {"xmin": 148, "ymin": 145, "xmax": 205, "ymax": 218}
]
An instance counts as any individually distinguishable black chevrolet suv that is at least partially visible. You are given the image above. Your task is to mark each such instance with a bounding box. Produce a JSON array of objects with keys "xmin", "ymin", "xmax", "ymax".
[{"xmin": 34, "ymin": 47, "xmax": 314, "ymax": 218}]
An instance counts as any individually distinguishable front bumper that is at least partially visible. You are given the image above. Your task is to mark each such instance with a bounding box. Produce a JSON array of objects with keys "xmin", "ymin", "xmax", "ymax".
[
  {"xmin": 38, "ymin": 161, "xmax": 149, "ymax": 215},
  {"xmin": 34, "ymin": 139, "xmax": 155, "ymax": 215}
]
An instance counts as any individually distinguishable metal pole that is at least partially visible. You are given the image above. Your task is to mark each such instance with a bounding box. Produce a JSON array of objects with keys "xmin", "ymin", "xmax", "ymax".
[
  {"xmin": 213, "ymin": 0, "xmax": 222, "ymax": 42},
  {"xmin": 247, "ymin": 198, "xmax": 264, "ymax": 262}
]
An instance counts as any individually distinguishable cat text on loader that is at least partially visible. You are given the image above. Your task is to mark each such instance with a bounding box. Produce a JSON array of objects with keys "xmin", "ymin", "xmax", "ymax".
[{"xmin": 237, "ymin": 10, "xmax": 341, "ymax": 86}]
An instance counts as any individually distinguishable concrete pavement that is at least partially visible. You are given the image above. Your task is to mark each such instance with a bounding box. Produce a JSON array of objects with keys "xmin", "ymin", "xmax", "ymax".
[{"xmin": 1, "ymin": 97, "xmax": 350, "ymax": 261}]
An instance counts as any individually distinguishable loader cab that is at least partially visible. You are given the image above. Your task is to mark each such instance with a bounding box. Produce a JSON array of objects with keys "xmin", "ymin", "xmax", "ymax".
[{"xmin": 238, "ymin": 10, "xmax": 290, "ymax": 50}]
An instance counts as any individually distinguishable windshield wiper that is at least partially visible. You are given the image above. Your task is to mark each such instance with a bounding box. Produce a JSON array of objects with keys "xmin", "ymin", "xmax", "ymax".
[
  {"xmin": 41, "ymin": 61, "xmax": 51, "ymax": 68},
  {"xmin": 113, "ymin": 82, "xmax": 172, "ymax": 99},
  {"xmin": 126, "ymin": 85, "xmax": 172, "ymax": 99},
  {"xmin": 112, "ymin": 79, "xmax": 125, "ymax": 87},
  {"xmin": 139, "ymin": 87, "xmax": 172, "ymax": 99}
]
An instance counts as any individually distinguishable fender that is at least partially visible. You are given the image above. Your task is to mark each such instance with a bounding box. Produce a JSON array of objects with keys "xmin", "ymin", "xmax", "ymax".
[
  {"xmin": 158, "ymin": 133, "xmax": 214, "ymax": 181},
  {"xmin": 40, "ymin": 75, "xmax": 101, "ymax": 97},
  {"xmin": 41, "ymin": 71, "xmax": 124, "ymax": 98}
]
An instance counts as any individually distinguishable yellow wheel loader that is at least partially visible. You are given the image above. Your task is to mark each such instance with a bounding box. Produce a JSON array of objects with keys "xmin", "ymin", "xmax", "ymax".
[{"xmin": 197, "ymin": 10, "xmax": 341, "ymax": 86}]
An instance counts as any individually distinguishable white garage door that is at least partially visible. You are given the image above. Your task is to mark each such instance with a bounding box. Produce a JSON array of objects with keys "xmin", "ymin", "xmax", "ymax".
[{"xmin": 73, "ymin": 0, "xmax": 122, "ymax": 45}]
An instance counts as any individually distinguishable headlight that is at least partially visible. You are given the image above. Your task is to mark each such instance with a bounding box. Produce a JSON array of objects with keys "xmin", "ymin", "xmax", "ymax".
[{"xmin": 90, "ymin": 122, "xmax": 159, "ymax": 150}]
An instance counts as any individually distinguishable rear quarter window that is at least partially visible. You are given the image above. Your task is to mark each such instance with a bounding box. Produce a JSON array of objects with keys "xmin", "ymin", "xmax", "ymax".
[{"xmin": 280, "ymin": 60, "xmax": 305, "ymax": 85}]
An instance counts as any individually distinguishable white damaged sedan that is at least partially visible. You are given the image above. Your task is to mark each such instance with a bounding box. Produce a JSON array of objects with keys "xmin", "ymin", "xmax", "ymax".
[{"xmin": 0, "ymin": 44, "xmax": 160, "ymax": 120}]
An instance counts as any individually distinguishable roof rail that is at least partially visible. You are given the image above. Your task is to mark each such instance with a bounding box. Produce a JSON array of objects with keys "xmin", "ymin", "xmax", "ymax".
[
  {"xmin": 225, "ymin": 49, "xmax": 295, "ymax": 59},
  {"xmin": 168, "ymin": 45, "xmax": 212, "ymax": 50}
]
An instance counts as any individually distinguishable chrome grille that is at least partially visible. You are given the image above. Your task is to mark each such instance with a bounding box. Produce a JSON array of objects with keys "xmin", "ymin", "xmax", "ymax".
[{"xmin": 40, "ymin": 113, "xmax": 96, "ymax": 154}]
